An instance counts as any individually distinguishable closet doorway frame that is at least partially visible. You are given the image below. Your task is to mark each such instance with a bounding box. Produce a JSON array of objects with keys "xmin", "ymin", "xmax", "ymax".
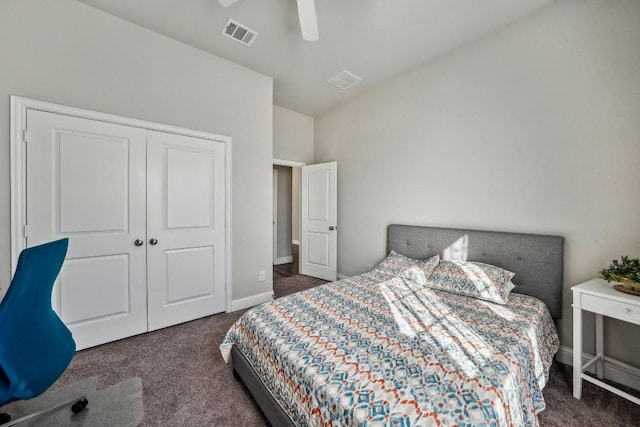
[
  {"xmin": 272, "ymin": 158, "xmax": 306, "ymax": 274},
  {"xmin": 10, "ymin": 95, "xmax": 233, "ymax": 312}
]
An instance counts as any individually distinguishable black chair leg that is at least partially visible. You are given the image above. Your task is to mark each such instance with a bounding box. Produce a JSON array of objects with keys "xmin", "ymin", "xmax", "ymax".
[{"xmin": 71, "ymin": 397, "xmax": 88, "ymax": 414}]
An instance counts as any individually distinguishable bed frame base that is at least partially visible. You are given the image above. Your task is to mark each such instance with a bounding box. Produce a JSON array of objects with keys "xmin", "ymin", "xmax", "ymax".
[{"xmin": 231, "ymin": 346, "xmax": 295, "ymax": 427}]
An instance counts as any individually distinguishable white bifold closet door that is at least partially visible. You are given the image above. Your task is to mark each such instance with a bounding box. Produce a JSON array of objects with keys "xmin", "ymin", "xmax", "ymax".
[{"xmin": 25, "ymin": 110, "xmax": 226, "ymax": 349}]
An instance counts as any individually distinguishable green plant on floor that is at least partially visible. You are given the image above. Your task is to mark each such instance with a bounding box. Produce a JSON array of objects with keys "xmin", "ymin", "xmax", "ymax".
[{"xmin": 600, "ymin": 255, "xmax": 640, "ymax": 283}]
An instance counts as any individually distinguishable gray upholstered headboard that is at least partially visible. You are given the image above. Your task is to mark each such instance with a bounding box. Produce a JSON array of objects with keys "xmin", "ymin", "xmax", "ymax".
[{"xmin": 387, "ymin": 225, "xmax": 564, "ymax": 319}]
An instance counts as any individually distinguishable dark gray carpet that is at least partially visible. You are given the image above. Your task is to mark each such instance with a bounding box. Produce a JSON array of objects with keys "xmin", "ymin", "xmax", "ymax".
[
  {"xmin": 54, "ymin": 309, "xmax": 264, "ymax": 426},
  {"xmin": 273, "ymin": 274, "xmax": 327, "ymax": 298},
  {"xmin": 48, "ymin": 274, "xmax": 640, "ymax": 426}
]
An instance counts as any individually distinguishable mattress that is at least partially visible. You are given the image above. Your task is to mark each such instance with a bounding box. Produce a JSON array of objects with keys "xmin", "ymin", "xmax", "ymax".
[{"xmin": 221, "ymin": 271, "xmax": 559, "ymax": 426}]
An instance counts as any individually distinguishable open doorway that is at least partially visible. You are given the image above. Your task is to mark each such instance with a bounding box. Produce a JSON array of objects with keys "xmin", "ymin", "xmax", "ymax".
[
  {"xmin": 273, "ymin": 159, "xmax": 338, "ymax": 281},
  {"xmin": 273, "ymin": 162, "xmax": 302, "ymax": 280}
]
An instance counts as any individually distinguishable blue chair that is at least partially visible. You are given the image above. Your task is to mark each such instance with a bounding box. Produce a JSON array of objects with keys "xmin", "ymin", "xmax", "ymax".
[{"xmin": 0, "ymin": 239, "xmax": 88, "ymax": 425}]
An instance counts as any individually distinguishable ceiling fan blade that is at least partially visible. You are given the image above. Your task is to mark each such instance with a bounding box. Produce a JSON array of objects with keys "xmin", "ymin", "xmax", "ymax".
[
  {"xmin": 218, "ymin": 0, "xmax": 239, "ymax": 7},
  {"xmin": 296, "ymin": 0, "xmax": 319, "ymax": 41}
]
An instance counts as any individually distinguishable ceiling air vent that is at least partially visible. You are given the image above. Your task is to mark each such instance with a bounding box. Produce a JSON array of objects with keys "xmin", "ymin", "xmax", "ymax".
[
  {"xmin": 221, "ymin": 19, "xmax": 258, "ymax": 47},
  {"xmin": 327, "ymin": 70, "xmax": 362, "ymax": 90}
]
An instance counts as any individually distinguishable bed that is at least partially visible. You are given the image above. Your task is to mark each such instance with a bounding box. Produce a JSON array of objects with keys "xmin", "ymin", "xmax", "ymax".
[{"xmin": 221, "ymin": 225, "xmax": 564, "ymax": 426}]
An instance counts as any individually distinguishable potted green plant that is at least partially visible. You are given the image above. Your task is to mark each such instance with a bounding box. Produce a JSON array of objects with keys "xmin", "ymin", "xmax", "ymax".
[{"xmin": 600, "ymin": 256, "xmax": 640, "ymax": 291}]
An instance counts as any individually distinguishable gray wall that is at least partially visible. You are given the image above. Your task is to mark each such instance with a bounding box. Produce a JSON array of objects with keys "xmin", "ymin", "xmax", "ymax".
[
  {"xmin": 274, "ymin": 166, "xmax": 292, "ymax": 260},
  {"xmin": 273, "ymin": 105, "xmax": 314, "ymax": 164},
  {"xmin": 0, "ymin": 0, "xmax": 274, "ymax": 301},
  {"xmin": 273, "ymin": 105, "xmax": 314, "ymax": 247},
  {"xmin": 315, "ymin": 0, "xmax": 640, "ymax": 364}
]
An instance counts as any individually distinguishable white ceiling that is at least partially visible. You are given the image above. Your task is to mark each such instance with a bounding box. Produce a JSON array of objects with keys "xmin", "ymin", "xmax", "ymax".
[{"xmin": 78, "ymin": 0, "xmax": 554, "ymax": 117}]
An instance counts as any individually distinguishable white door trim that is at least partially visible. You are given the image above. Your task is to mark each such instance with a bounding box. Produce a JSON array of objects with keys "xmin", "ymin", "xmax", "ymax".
[
  {"xmin": 10, "ymin": 95, "xmax": 233, "ymax": 313},
  {"xmin": 273, "ymin": 159, "xmax": 306, "ymax": 274},
  {"xmin": 272, "ymin": 169, "xmax": 278, "ymax": 264},
  {"xmin": 273, "ymin": 158, "xmax": 306, "ymax": 168}
]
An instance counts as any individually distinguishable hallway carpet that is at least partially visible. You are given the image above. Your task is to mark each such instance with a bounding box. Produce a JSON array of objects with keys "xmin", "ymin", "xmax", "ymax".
[{"xmin": 54, "ymin": 275, "xmax": 640, "ymax": 426}]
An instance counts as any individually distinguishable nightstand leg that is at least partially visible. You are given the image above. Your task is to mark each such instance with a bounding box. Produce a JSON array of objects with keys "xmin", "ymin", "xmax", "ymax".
[
  {"xmin": 573, "ymin": 304, "xmax": 583, "ymax": 399},
  {"xmin": 595, "ymin": 313, "xmax": 604, "ymax": 379}
]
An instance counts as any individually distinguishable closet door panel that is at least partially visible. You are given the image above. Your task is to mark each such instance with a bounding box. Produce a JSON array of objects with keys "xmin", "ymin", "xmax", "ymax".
[
  {"xmin": 26, "ymin": 110, "xmax": 148, "ymax": 350},
  {"xmin": 165, "ymin": 246, "xmax": 214, "ymax": 302},
  {"xmin": 146, "ymin": 130, "xmax": 226, "ymax": 331},
  {"xmin": 166, "ymin": 148, "xmax": 213, "ymax": 228}
]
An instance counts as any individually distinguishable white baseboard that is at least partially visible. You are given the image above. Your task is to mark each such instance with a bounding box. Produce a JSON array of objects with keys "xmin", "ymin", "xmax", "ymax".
[
  {"xmin": 274, "ymin": 256, "xmax": 293, "ymax": 265},
  {"xmin": 292, "ymin": 240, "xmax": 300, "ymax": 246},
  {"xmin": 556, "ymin": 345, "xmax": 640, "ymax": 391},
  {"xmin": 230, "ymin": 291, "xmax": 273, "ymax": 312}
]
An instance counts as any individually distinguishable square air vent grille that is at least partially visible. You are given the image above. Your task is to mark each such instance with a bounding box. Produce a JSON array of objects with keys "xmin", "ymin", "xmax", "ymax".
[
  {"xmin": 221, "ymin": 19, "xmax": 258, "ymax": 47},
  {"xmin": 327, "ymin": 70, "xmax": 362, "ymax": 90}
]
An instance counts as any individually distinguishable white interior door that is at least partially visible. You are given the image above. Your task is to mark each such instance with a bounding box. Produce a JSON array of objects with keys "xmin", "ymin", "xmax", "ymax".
[
  {"xmin": 301, "ymin": 162, "xmax": 337, "ymax": 281},
  {"xmin": 146, "ymin": 130, "xmax": 226, "ymax": 331},
  {"xmin": 26, "ymin": 110, "xmax": 148, "ymax": 350}
]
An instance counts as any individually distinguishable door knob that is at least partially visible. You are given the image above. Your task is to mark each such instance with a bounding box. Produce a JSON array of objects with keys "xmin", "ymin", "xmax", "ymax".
[
  {"xmin": 149, "ymin": 238, "xmax": 158, "ymax": 245},
  {"xmin": 134, "ymin": 239, "xmax": 144, "ymax": 246},
  {"xmin": 329, "ymin": 226, "xmax": 336, "ymax": 231}
]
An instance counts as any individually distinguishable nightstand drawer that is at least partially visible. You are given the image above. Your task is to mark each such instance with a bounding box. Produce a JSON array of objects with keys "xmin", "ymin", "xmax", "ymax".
[{"xmin": 581, "ymin": 293, "xmax": 640, "ymax": 324}]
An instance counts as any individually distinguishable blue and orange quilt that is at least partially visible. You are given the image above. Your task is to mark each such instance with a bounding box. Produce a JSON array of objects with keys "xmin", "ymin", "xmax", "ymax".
[{"xmin": 221, "ymin": 271, "xmax": 559, "ymax": 426}]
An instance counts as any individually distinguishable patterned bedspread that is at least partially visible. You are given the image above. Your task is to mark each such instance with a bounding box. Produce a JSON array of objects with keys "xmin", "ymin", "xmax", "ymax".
[{"xmin": 220, "ymin": 271, "xmax": 559, "ymax": 427}]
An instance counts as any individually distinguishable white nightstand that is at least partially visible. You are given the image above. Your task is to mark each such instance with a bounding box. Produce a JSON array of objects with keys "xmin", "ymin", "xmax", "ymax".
[{"xmin": 572, "ymin": 278, "xmax": 640, "ymax": 405}]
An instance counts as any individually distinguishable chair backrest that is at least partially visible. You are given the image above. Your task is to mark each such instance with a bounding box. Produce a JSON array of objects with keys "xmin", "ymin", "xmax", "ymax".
[{"xmin": 0, "ymin": 238, "xmax": 75, "ymax": 403}]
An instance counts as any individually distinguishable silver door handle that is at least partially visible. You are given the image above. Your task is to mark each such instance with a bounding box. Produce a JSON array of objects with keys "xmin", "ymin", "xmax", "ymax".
[
  {"xmin": 329, "ymin": 226, "xmax": 337, "ymax": 231},
  {"xmin": 149, "ymin": 238, "xmax": 158, "ymax": 245},
  {"xmin": 134, "ymin": 239, "xmax": 144, "ymax": 246}
]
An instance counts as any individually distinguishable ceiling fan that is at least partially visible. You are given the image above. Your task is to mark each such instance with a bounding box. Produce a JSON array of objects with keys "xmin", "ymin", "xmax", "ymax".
[{"xmin": 218, "ymin": 0, "xmax": 319, "ymax": 41}]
